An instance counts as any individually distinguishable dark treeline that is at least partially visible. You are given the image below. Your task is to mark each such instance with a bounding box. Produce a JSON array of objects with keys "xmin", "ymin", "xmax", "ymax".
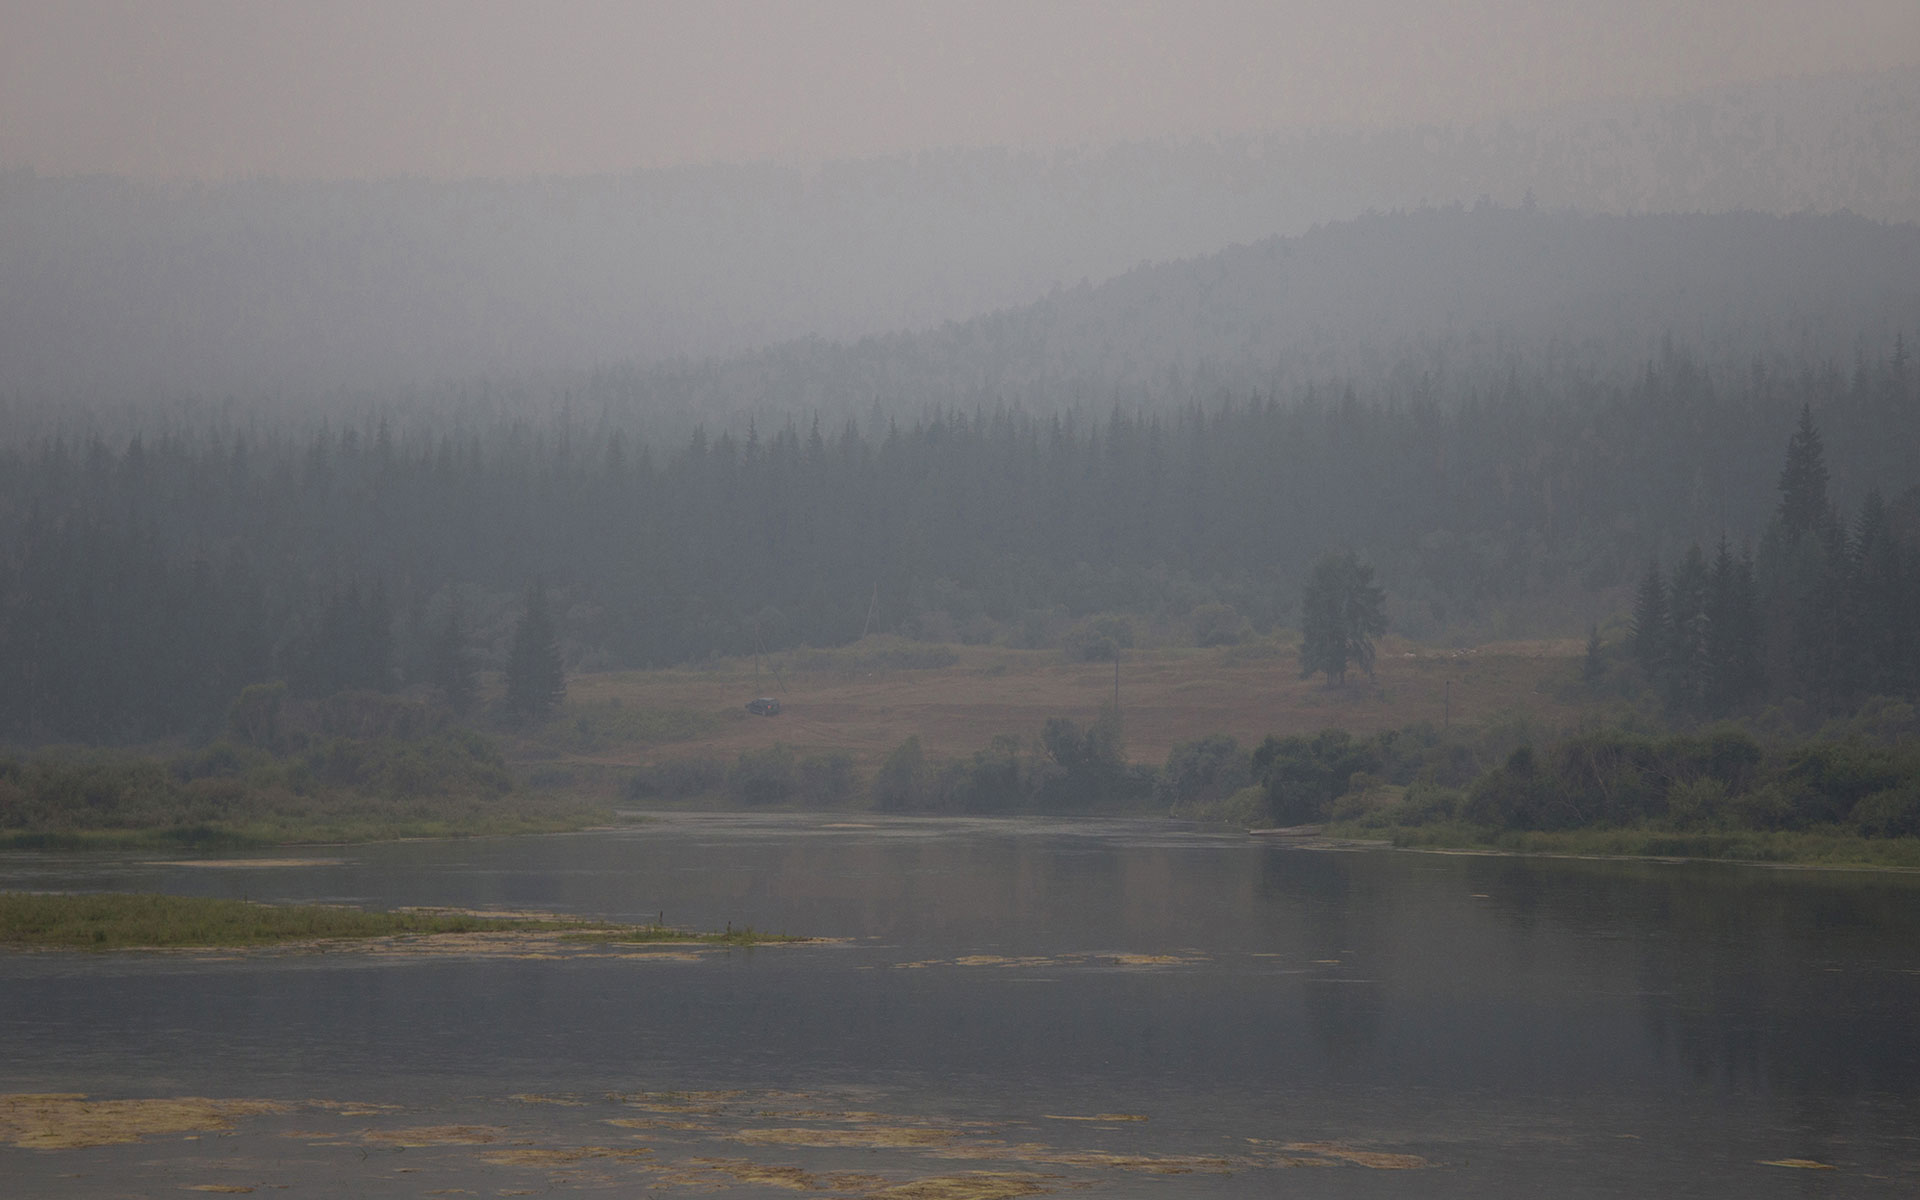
[
  {"xmin": 1623, "ymin": 407, "xmax": 1920, "ymax": 718},
  {"xmin": 1, "ymin": 340, "xmax": 1915, "ymax": 744}
]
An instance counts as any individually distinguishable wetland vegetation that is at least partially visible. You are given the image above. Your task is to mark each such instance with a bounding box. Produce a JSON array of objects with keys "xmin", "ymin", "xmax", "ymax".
[{"xmin": 0, "ymin": 891, "xmax": 802, "ymax": 951}]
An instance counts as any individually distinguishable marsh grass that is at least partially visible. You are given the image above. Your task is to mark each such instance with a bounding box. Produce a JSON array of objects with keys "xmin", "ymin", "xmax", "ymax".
[
  {"xmin": 1335, "ymin": 821, "xmax": 1920, "ymax": 870},
  {"xmin": 562, "ymin": 922, "xmax": 805, "ymax": 947},
  {"xmin": 0, "ymin": 737, "xmax": 612, "ymax": 847},
  {"xmin": 0, "ymin": 892, "xmax": 799, "ymax": 951}
]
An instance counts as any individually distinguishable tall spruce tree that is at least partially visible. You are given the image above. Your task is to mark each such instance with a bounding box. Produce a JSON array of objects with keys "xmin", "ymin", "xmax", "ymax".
[
  {"xmin": 427, "ymin": 595, "xmax": 478, "ymax": 716},
  {"xmin": 1705, "ymin": 538, "xmax": 1762, "ymax": 712},
  {"xmin": 1629, "ymin": 559, "xmax": 1669, "ymax": 679},
  {"xmin": 1775, "ymin": 404, "xmax": 1832, "ymax": 539},
  {"xmin": 506, "ymin": 583, "xmax": 565, "ymax": 722},
  {"xmin": 1849, "ymin": 490, "xmax": 1910, "ymax": 697},
  {"xmin": 1666, "ymin": 545, "xmax": 1713, "ymax": 713}
]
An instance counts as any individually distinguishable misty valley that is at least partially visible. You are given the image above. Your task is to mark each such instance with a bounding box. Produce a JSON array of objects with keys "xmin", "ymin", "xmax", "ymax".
[{"xmin": 6, "ymin": 62, "xmax": 1920, "ymax": 1199}]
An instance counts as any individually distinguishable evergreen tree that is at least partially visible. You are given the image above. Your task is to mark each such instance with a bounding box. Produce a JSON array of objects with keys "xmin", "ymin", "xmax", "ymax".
[
  {"xmin": 1775, "ymin": 404, "xmax": 1832, "ymax": 539},
  {"xmin": 363, "ymin": 579, "xmax": 394, "ymax": 692},
  {"xmin": 1705, "ymin": 538, "xmax": 1762, "ymax": 712},
  {"xmin": 1629, "ymin": 559, "xmax": 1669, "ymax": 678},
  {"xmin": 1848, "ymin": 490, "xmax": 1910, "ymax": 697},
  {"xmin": 427, "ymin": 595, "xmax": 478, "ymax": 716},
  {"xmin": 1298, "ymin": 551, "xmax": 1386, "ymax": 687},
  {"xmin": 1666, "ymin": 545, "xmax": 1712, "ymax": 713},
  {"xmin": 506, "ymin": 583, "xmax": 565, "ymax": 722}
]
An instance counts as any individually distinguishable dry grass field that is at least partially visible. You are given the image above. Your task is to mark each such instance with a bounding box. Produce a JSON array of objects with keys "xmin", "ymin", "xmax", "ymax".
[{"xmin": 527, "ymin": 634, "xmax": 1595, "ymax": 781}]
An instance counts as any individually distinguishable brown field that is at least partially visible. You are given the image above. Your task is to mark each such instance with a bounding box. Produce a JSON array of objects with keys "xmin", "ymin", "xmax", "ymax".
[{"xmin": 531, "ymin": 634, "xmax": 1593, "ymax": 777}]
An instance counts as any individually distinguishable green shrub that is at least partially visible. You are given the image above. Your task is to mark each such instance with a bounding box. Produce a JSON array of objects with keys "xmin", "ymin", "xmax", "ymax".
[
  {"xmin": 1852, "ymin": 788, "xmax": 1920, "ymax": 838},
  {"xmin": 1063, "ymin": 614, "xmax": 1135, "ymax": 662},
  {"xmin": 796, "ymin": 751, "xmax": 859, "ymax": 808},
  {"xmin": 1664, "ymin": 777, "xmax": 1729, "ymax": 830},
  {"xmin": 625, "ymin": 756, "xmax": 726, "ymax": 802},
  {"xmin": 872, "ymin": 737, "xmax": 930, "ymax": 812},
  {"xmin": 1191, "ymin": 602, "xmax": 1248, "ymax": 647},
  {"xmin": 1159, "ymin": 735, "xmax": 1250, "ymax": 814},
  {"xmin": 727, "ymin": 744, "xmax": 797, "ymax": 806}
]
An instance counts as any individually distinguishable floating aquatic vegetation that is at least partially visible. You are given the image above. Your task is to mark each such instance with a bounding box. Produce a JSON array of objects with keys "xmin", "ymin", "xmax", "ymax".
[
  {"xmin": 305, "ymin": 1099, "xmax": 400, "ymax": 1117},
  {"xmin": 1041, "ymin": 1114, "xmax": 1147, "ymax": 1122},
  {"xmin": 4, "ymin": 1083, "xmax": 1433, "ymax": 1196},
  {"xmin": 605, "ymin": 1116, "xmax": 713, "ymax": 1132},
  {"xmin": 1761, "ymin": 1158, "xmax": 1838, "ymax": 1169},
  {"xmin": 477, "ymin": 1145, "xmax": 654, "ymax": 1167},
  {"xmin": 181, "ymin": 1187, "xmax": 256, "ymax": 1194},
  {"xmin": 146, "ymin": 858, "xmax": 345, "ymax": 869},
  {"xmin": 995, "ymin": 1147, "xmax": 1234, "ymax": 1175},
  {"xmin": 1279, "ymin": 1141, "xmax": 1430, "ymax": 1169},
  {"xmin": 0, "ymin": 1093, "xmax": 288, "ymax": 1149},
  {"xmin": 864, "ymin": 1173, "xmax": 1059, "ymax": 1199},
  {"xmin": 360, "ymin": 1124, "xmax": 505, "ymax": 1147},
  {"xmin": 651, "ymin": 1156, "xmax": 840, "ymax": 1191},
  {"xmin": 731, "ymin": 1126, "xmax": 963, "ymax": 1149},
  {"xmin": 896, "ymin": 951, "xmax": 1205, "ymax": 970}
]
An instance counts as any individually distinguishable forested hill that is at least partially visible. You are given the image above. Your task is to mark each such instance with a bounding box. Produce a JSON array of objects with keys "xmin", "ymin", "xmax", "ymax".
[
  {"xmin": 601, "ymin": 207, "xmax": 1920, "ymax": 426},
  {"xmin": 4, "ymin": 67, "xmax": 1919, "ymax": 409}
]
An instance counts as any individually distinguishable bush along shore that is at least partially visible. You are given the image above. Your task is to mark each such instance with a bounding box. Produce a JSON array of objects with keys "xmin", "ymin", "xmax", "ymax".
[
  {"xmin": 1163, "ymin": 702, "xmax": 1920, "ymax": 870},
  {"xmin": 0, "ymin": 725, "xmax": 607, "ymax": 849},
  {"xmin": 0, "ymin": 892, "xmax": 804, "ymax": 951}
]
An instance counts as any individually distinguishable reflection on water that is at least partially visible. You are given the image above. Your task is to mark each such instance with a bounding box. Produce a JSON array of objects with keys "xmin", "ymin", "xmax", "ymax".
[{"xmin": 3, "ymin": 814, "xmax": 1918, "ymax": 1196}]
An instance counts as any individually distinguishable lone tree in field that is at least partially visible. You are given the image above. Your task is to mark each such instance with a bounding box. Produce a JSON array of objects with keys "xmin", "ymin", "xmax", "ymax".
[
  {"xmin": 505, "ymin": 583, "xmax": 565, "ymax": 722},
  {"xmin": 1298, "ymin": 551, "xmax": 1386, "ymax": 687}
]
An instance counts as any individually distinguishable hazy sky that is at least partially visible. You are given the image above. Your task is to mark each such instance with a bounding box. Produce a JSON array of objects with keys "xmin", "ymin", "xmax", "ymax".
[{"xmin": 4, "ymin": 0, "xmax": 1918, "ymax": 180}]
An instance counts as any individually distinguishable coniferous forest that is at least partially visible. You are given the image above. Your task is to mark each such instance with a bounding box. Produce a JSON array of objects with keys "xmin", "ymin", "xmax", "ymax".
[{"xmin": 1, "ymin": 337, "xmax": 1915, "ymax": 745}]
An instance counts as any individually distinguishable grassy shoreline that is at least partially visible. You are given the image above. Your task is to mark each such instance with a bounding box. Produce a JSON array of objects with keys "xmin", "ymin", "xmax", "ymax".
[
  {"xmin": 0, "ymin": 892, "xmax": 804, "ymax": 951},
  {"xmin": 1327, "ymin": 820, "xmax": 1920, "ymax": 871},
  {"xmin": 0, "ymin": 810, "xmax": 614, "ymax": 852}
]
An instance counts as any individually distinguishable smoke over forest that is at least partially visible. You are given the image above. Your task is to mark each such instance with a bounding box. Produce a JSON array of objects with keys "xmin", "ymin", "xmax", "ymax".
[
  {"xmin": 2, "ymin": 50, "xmax": 1918, "ymax": 846},
  {"xmin": 4, "ymin": 68, "xmax": 1919, "ymax": 410}
]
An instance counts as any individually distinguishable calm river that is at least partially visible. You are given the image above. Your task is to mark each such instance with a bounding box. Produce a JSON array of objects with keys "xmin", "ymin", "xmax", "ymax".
[{"xmin": 4, "ymin": 814, "xmax": 1918, "ymax": 1196}]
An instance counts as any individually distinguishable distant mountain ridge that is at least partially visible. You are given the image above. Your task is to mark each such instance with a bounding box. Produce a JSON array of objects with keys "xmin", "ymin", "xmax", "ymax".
[
  {"xmin": 596, "ymin": 206, "xmax": 1920, "ymax": 425},
  {"xmin": 3, "ymin": 67, "xmax": 1919, "ymax": 408}
]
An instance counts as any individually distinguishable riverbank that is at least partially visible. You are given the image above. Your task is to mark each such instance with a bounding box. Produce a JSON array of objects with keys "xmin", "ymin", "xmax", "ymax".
[
  {"xmin": 0, "ymin": 734, "xmax": 613, "ymax": 849},
  {"xmin": 0, "ymin": 892, "xmax": 804, "ymax": 951},
  {"xmin": 1332, "ymin": 820, "xmax": 1920, "ymax": 871}
]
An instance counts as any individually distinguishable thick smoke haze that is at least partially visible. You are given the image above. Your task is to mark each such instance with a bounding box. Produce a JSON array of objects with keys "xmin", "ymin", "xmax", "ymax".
[
  {"xmin": 2, "ymin": 4, "xmax": 1917, "ymax": 413},
  {"xmin": 6, "ymin": 1, "xmax": 1917, "ymax": 180},
  {"xmin": 4, "ymin": 71, "xmax": 1920, "ymax": 409}
]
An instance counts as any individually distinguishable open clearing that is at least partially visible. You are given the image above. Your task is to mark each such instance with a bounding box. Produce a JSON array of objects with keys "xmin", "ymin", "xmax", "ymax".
[{"xmin": 539, "ymin": 635, "xmax": 1590, "ymax": 776}]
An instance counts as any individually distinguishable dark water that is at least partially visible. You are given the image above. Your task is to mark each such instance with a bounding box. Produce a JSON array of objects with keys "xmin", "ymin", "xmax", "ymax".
[{"xmin": 4, "ymin": 814, "xmax": 1919, "ymax": 1196}]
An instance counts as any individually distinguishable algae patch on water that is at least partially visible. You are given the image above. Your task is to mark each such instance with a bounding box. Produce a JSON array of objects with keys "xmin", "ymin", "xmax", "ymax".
[
  {"xmin": 897, "ymin": 951, "xmax": 1207, "ymax": 971},
  {"xmin": 731, "ymin": 1126, "xmax": 964, "ymax": 1149},
  {"xmin": 361, "ymin": 1124, "xmax": 506, "ymax": 1147},
  {"xmin": 0, "ymin": 1093, "xmax": 290, "ymax": 1149},
  {"xmin": 865, "ymin": 1174, "xmax": 1059, "ymax": 1199},
  {"xmin": 478, "ymin": 1145, "xmax": 654, "ymax": 1167}
]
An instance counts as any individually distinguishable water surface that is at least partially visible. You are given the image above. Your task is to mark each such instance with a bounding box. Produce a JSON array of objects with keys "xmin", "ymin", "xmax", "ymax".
[{"xmin": 3, "ymin": 814, "xmax": 1917, "ymax": 1196}]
